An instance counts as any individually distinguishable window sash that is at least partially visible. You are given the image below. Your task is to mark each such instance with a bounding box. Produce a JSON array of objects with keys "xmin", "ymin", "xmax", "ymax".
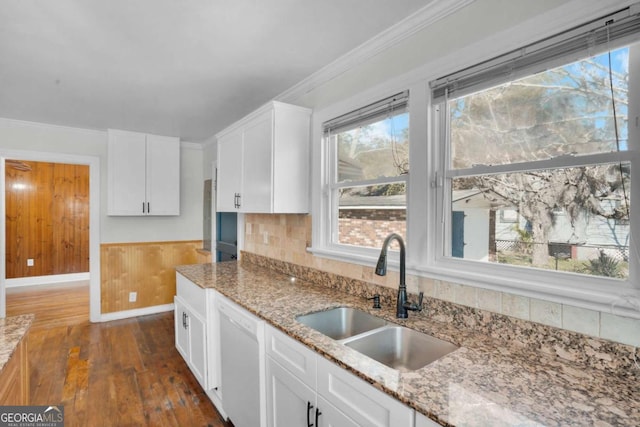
[
  {"xmin": 323, "ymin": 91, "xmax": 409, "ymax": 135},
  {"xmin": 430, "ymin": 4, "xmax": 640, "ymax": 103}
]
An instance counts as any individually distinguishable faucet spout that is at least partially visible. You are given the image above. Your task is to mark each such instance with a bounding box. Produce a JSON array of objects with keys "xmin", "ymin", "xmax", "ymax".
[{"xmin": 375, "ymin": 233, "xmax": 408, "ymax": 318}]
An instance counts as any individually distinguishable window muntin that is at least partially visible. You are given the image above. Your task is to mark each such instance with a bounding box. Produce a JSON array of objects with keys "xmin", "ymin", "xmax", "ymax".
[
  {"xmin": 443, "ymin": 46, "xmax": 632, "ymax": 280},
  {"xmin": 326, "ymin": 98, "xmax": 409, "ymax": 250}
]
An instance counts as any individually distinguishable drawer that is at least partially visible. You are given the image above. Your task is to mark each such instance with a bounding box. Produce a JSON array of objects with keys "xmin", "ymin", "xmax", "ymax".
[{"xmin": 265, "ymin": 325, "xmax": 317, "ymax": 389}]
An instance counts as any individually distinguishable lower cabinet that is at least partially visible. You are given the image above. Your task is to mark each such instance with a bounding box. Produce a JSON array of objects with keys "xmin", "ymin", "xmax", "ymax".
[
  {"xmin": 265, "ymin": 325, "xmax": 414, "ymax": 427},
  {"xmin": 174, "ymin": 296, "xmax": 207, "ymax": 389},
  {"xmin": 176, "ymin": 273, "xmax": 440, "ymax": 427},
  {"xmin": 416, "ymin": 412, "xmax": 443, "ymax": 427},
  {"xmin": 175, "ymin": 273, "xmax": 224, "ymax": 413}
]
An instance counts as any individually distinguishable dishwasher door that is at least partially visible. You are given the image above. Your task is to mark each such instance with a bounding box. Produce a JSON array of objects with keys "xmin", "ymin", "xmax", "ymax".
[{"xmin": 218, "ymin": 298, "xmax": 264, "ymax": 427}]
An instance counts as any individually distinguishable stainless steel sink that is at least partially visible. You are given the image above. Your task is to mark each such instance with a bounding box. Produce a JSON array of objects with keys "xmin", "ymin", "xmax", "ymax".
[
  {"xmin": 344, "ymin": 326, "xmax": 458, "ymax": 371},
  {"xmin": 296, "ymin": 307, "xmax": 387, "ymax": 340}
]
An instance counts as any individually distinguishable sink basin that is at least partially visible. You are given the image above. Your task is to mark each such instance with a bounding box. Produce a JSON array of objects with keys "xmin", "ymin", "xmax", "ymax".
[
  {"xmin": 344, "ymin": 326, "xmax": 458, "ymax": 371},
  {"xmin": 296, "ymin": 307, "xmax": 387, "ymax": 340}
]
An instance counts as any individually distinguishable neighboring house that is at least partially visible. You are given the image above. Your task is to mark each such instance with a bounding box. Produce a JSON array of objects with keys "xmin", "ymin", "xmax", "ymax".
[{"xmin": 453, "ymin": 190, "xmax": 630, "ymax": 262}]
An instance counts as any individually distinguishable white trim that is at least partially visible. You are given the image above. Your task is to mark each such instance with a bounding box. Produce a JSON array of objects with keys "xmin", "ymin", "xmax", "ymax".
[
  {"xmin": 0, "ymin": 150, "xmax": 101, "ymax": 322},
  {"xmin": 276, "ymin": 0, "xmax": 476, "ymax": 104},
  {"xmin": 181, "ymin": 141, "xmax": 203, "ymax": 150},
  {"xmin": 0, "ymin": 116, "xmax": 105, "ymax": 136},
  {"xmin": 6, "ymin": 273, "xmax": 90, "ymax": 288},
  {"xmin": 98, "ymin": 303, "xmax": 174, "ymax": 322}
]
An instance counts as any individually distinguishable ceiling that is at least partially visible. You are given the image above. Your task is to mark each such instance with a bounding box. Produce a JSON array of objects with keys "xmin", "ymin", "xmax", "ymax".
[{"xmin": 0, "ymin": 0, "xmax": 431, "ymax": 141}]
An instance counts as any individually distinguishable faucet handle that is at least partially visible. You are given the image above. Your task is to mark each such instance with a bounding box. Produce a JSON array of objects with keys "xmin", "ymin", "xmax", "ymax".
[{"xmin": 368, "ymin": 294, "xmax": 381, "ymax": 309}]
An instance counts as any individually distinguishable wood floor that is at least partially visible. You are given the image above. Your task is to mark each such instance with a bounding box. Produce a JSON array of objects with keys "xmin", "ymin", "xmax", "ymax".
[{"xmin": 6, "ymin": 282, "xmax": 231, "ymax": 427}]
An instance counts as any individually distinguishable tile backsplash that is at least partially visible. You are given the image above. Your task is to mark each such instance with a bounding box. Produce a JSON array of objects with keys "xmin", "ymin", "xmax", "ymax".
[{"xmin": 243, "ymin": 213, "xmax": 640, "ymax": 348}]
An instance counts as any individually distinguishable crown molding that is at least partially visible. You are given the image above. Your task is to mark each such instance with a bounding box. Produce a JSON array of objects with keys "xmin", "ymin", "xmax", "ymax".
[{"xmin": 275, "ymin": 0, "xmax": 476, "ymax": 103}]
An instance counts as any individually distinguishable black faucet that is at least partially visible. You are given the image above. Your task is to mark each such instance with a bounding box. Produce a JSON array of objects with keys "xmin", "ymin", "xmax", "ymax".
[{"xmin": 375, "ymin": 233, "xmax": 423, "ymax": 319}]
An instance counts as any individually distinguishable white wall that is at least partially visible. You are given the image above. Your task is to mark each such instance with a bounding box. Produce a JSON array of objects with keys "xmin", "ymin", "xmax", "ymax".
[{"xmin": 0, "ymin": 117, "xmax": 203, "ymax": 243}]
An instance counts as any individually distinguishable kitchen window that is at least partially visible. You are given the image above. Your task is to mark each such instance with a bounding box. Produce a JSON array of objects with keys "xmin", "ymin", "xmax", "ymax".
[
  {"xmin": 321, "ymin": 91, "xmax": 409, "ymax": 253},
  {"xmin": 429, "ymin": 7, "xmax": 640, "ymax": 298}
]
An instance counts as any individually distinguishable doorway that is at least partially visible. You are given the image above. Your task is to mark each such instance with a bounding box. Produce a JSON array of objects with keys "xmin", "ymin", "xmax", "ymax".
[{"xmin": 0, "ymin": 150, "xmax": 100, "ymax": 321}]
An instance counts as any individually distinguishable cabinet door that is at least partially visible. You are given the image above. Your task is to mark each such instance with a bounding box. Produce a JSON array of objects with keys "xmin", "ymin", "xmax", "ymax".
[
  {"xmin": 316, "ymin": 396, "xmax": 359, "ymax": 427},
  {"xmin": 187, "ymin": 308, "xmax": 207, "ymax": 390},
  {"xmin": 266, "ymin": 356, "xmax": 316, "ymax": 427},
  {"xmin": 317, "ymin": 357, "xmax": 414, "ymax": 427},
  {"xmin": 146, "ymin": 134, "xmax": 180, "ymax": 215},
  {"xmin": 242, "ymin": 110, "xmax": 273, "ymax": 213},
  {"xmin": 415, "ymin": 412, "xmax": 442, "ymax": 427},
  {"xmin": 174, "ymin": 297, "xmax": 189, "ymax": 361},
  {"xmin": 216, "ymin": 129, "xmax": 243, "ymax": 211},
  {"xmin": 107, "ymin": 129, "xmax": 147, "ymax": 215}
]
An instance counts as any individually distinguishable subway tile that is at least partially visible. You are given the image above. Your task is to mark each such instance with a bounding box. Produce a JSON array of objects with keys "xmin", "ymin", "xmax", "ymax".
[
  {"xmin": 561, "ymin": 305, "xmax": 600, "ymax": 337},
  {"xmin": 600, "ymin": 313, "xmax": 640, "ymax": 347},
  {"xmin": 455, "ymin": 284, "xmax": 477, "ymax": 308},
  {"xmin": 435, "ymin": 281, "xmax": 456, "ymax": 303},
  {"xmin": 477, "ymin": 289, "xmax": 502, "ymax": 313},
  {"xmin": 502, "ymin": 293, "xmax": 530, "ymax": 320},
  {"xmin": 530, "ymin": 298, "xmax": 562, "ymax": 327}
]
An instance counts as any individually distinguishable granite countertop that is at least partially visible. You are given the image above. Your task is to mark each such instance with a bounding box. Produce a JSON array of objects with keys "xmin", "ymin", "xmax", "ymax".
[
  {"xmin": 176, "ymin": 262, "xmax": 640, "ymax": 427},
  {"xmin": 0, "ymin": 314, "xmax": 33, "ymax": 372}
]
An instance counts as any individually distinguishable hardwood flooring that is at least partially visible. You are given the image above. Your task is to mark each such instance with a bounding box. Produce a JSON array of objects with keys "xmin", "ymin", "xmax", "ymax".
[{"xmin": 6, "ymin": 282, "xmax": 231, "ymax": 427}]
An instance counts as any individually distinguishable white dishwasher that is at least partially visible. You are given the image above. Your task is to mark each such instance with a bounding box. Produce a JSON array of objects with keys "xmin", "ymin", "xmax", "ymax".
[{"xmin": 218, "ymin": 295, "xmax": 266, "ymax": 427}]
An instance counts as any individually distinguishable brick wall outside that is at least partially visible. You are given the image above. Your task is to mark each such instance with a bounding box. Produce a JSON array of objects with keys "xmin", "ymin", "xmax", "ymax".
[{"xmin": 338, "ymin": 208, "xmax": 406, "ymax": 248}]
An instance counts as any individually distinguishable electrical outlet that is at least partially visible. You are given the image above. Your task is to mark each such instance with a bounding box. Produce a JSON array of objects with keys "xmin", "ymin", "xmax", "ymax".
[
  {"xmin": 27, "ymin": 258, "xmax": 34, "ymax": 267},
  {"xmin": 129, "ymin": 292, "xmax": 137, "ymax": 302}
]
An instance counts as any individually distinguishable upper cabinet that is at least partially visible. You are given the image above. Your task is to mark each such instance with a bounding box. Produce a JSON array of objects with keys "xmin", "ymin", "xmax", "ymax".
[
  {"xmin": 216, "ymin": 101, "xmax": 311, "ymax": 213},
  {"xmin": 107, "ymin": 129, "xmax": 181, "ymax": 216}
]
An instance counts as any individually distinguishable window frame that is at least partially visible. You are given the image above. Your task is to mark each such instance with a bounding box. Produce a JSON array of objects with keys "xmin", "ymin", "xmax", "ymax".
[
  {"xmin": 311, "ymin": 88, "xmax": 414, "ymax": 268},
  {"xmin": 424, "ymin": 44, "xmax": 640, "ymax": 316},
  {"xmin": 310, "ymin": 4, "xmax": 640, "ymax": 319}
]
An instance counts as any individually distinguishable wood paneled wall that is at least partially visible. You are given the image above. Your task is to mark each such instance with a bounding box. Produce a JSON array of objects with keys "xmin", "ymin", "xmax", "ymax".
[
  {"xmin": 5, "ymin": 160, "xmax": 90, "ymax": 278},
  {"xmin": 100, "ymin": 240, "xmax": 211, "ymax": 313}
]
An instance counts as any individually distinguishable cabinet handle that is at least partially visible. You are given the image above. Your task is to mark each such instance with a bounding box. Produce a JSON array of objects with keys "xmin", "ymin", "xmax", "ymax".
[
  {"xmin": 142, "ymin": 202, "xmax": 146, "ymax": 214},
  {"xmin": 236, "ymin": 193, "xmax": 241, "ymax": 209},
  {"xmin": 184, "ymin": 313, "xmax": 189, "ymax": 329},
  {"xmin": 307, "ymin": 401, "xmax": 314, "ymax": 427},
  {"xmin": 315, "ymin": 407, "xmax": 322, "ymax": 426},
  {"xmin": 182, "ymin": 312, "xmax": 187, "ymax": 329},
  {"xmin": 147, "ymin": 202, "xmax": 150, "ymax": 213}
]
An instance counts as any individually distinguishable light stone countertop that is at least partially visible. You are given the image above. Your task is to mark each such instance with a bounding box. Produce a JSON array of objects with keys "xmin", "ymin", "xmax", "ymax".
[
  {"xmin": 176, "ymin": 261, "xmax": 640, "ymax": 427},
  {"xmin": 0, "ymin": 314, "xmax": 33, "ymax": 373}
]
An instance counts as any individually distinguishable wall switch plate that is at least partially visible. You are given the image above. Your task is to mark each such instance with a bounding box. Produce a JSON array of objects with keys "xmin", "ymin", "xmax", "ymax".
[
  {"xmin": 129, "ymin": 292, "xmax": 137, "ymax": 302},
  {"xmin": 27, "ymin": 259, "xmax": 34, "ymax": 267}
]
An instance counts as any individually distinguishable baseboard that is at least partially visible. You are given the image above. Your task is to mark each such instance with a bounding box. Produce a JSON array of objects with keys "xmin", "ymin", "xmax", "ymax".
[
  {"xmin": 98, "ymin": 303, "xmax": 175, "ymax": 322},
  {"xmin": 5, "ymin": 272, "xmax": 90, "ymax": 288}
]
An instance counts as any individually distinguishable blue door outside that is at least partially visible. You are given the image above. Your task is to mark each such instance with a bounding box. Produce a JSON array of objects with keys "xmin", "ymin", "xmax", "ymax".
[{"xmin": 452, "ymin": 211, "xmax": 465, "ymax": 258}]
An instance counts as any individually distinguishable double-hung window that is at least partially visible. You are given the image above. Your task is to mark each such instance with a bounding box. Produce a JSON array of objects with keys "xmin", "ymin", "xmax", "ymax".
[
  {"xmin": 430, "ymin": 7, "xmax": 640, "ymax": 304},
  {"xmin": 321, "ymin": 91, "xmax": 409, "ymax": 256}
]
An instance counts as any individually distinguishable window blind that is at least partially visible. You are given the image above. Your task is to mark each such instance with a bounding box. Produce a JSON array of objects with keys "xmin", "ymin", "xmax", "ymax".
[
  {"xmin": 430, "ymin": 3, "xmax": 640, "ymax": 103},
  {"xmin": 323, "ymin": 90, "xmax": 409, "ymax": 135}
]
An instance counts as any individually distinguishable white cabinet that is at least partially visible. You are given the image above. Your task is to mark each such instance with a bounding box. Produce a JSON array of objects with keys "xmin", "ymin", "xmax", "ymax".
[
  {"xmin": 175, "ymin": 273, "xmax": 224, "ymax": 414},
  {"xmin": 216, "ymin": 101, "xmax": 311, "ymax": 213},
  {"xmin": 174, "ymin": 295, "xmax": 207, "ymax": 389},
  {"xmin": 216, "ymin": 129, "xmax": 243, "ymax": 211},
  {"xmin": 108, "ymin": 129, "xmax": 180, "ymax": 216},
  {"xmin": 317, "ymin": 356, "xmax": 414, "ymax": 427},
  {"xmin": 416, "ymin": 412, "xmax": 443, "ymax": 427},
  {"xmin": 266, "ymin": 325, "xmax": 400, "ymax": 427}
]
